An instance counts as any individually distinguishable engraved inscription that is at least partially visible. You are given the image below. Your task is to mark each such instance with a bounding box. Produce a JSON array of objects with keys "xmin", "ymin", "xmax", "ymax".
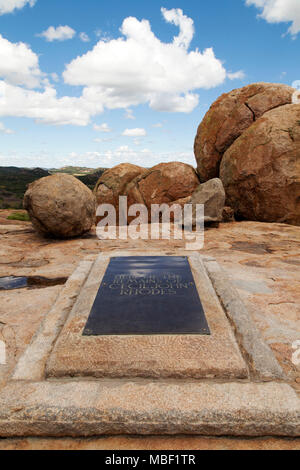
[
  {"xmin": 106, "ymin": 273, "xmax": 194, "ymax": 296},
  {"xmin": 83, "ymin": 256, "xmax": 210, "ymax": 336}
]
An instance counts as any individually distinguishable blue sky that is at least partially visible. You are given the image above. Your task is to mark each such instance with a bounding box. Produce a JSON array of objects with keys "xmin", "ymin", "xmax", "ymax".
[{"xmin": 0, "ymin": 0, "xmax": 299, "ymax": 169}]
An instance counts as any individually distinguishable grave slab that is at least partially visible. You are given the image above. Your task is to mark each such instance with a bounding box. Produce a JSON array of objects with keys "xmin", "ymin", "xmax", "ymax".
[
  {"xmin": 46, "ymin": 252, "xmax": 248, "ymax": 379},
  {"xmin": 83, "ymin": 256, "xmax": 210, "ymax": 336}
]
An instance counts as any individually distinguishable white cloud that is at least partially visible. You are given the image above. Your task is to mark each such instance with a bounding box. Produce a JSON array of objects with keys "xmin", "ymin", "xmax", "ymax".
[
  {"xmin": 0, "ymin": 8, "xmax": 243, "ymax": 127},
  {"xmin": 0, "ymin": 34, "xmax": 42, "ymax": 88},
  {"xmin": 79, "ymin": 32, "xmax": 90, "ymax": 42},
  {"xmin": 0, "ymin": 81, "xmax": 104, "ymax": 126},
  {"xmin": 149, "ymin": 92, "xmax": 199, "ymax": 113},
  {"xmin": 60, "ymin": 146, "xmax": 194, "ymax": 168},
  {"xmin": 152, "ymin": 123, "xmax": 163, "ymax": 128},
  {"xmin": 246, "ymin": 0, "xmax": 300, "ymax": 37},
  {"xmin": 93, "ymin": 123, "xmax": 112, "ymax": 132},
  {"xmin": 38, "ymin": 25, "xmax": 76, "ymax": 42},
  {"xmin": 0, "ymin": 122, "xmax": 14, "ymax": 134},
  {"xmin": 0, "ymin": 0, "xmax": 36, "ymax": 15},
  {"xmin": 0, "ymin": 145, "xmax": 195, "ymax": 169},
  {"xmin": 63, "ymin": 8, "xmax": 228, "ymax": 114},
  {"xmin": 122, "ymin": 128, "xmax": 147, "ymax": 137},
  {"xmin": 161, "ymin": 7, "xmax": 194, "ymax": 49},
  {"xmin": 227, "ymin": 70, "xmax": 246, "ymax": 80}
]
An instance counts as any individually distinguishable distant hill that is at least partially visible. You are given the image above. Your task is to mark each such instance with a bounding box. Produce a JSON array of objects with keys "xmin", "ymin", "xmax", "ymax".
[
  {"xmin": 0, "ymin": 166, "xmax": 107, "ymax": 209},
  {"xmin": 0, "ymin": 167, "xmax": 51, "ymax": 209},
  {"xmin": 77, "ymin": 169, "xmax": 106, "ymax": 190},
  {"xmin": 49, "ymin": 166, "xmax": 99, "ymax": 176}
]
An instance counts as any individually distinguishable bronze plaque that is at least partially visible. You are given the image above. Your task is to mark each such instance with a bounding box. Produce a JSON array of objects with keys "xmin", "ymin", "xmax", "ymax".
[{"xmin": 83, "ymin": 256, "xmax": 210, "ymax": 336}]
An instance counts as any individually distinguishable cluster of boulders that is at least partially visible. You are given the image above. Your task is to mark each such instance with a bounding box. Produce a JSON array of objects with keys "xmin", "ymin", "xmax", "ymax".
[
  {"xmin": 23, "ymin": 82, "xmax": 300, "ymax": 238},
  {"xmin": 96, "ymin": 162, "xmax": 200, "ymax": 224},
  {"xmin": 195, "ymin": 82, "xmax": 300, "ymax": 225}
]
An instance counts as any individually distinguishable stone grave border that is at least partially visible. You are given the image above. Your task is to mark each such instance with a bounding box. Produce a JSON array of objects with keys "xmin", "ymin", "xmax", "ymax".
[
  {"xmin": 45, "ymin": 253, "xmax": 248, "ymax": 380},
  {"xmin": 0, "ymin": 250, "xmax": 298, "ymax": 437}
]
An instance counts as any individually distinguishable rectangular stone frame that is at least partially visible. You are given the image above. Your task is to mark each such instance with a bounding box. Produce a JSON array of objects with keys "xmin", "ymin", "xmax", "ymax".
[{"xmin": 46, "ymin": 252, "xmax": 248, "ymax": 379}]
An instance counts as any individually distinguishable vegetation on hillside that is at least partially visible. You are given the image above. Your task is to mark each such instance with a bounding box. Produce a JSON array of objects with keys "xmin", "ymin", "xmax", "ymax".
[
  {"xmin": 0, "ymin": 166, "xmax": 107, "ymax": 209},
  {"xmin": 76, "ymin": 169, "xmax": 106, "ymax": 190},
  {"xmin": 0, "ymin": 167, "xmax": 50, "ymax": 209}
]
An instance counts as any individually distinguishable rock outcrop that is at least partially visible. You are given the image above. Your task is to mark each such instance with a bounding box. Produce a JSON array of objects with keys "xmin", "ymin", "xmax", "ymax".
[
  {"xmin": 125, "ymin": 162, "xmax": 199, "ymax": 222},
  {"xmin": 220, "ymin": 104, "xmax": 300, "ymax": 225},
  {"xmin": 24, "ymin": 174, "xmax": 96, "ymax": 238},
  {"xmin": 194, "ymin": 83, "xmax": 295, "ymax": 182},
  {"xmin": 126, "ymin": 162, "xmax": 199, "ymax": 207}
]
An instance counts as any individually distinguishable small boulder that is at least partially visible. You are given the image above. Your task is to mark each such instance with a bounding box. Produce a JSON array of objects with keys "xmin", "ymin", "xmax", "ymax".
[
  {"xmin": 222, "ymin": 206, "xmax": 235, "ymax": 223},
  {"xmin": 190, "ymin": 178, "xmax": 225, "ymax": 225},
  {"xmin": 24, "ymin": 173, "xmax": 96, "ymax": 238},
  {"xmin": 220, "ymin": 104, "xmax": 300, "ymax": 225},
  {"xmin": 194, "ymin": 83, "xmax": 295, "ymax": 182}
]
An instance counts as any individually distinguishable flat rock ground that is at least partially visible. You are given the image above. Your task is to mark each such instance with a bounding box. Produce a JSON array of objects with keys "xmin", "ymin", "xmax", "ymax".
[{"xmin": 0, "ymin": 209, "xmax": 299, "ymax": 450}]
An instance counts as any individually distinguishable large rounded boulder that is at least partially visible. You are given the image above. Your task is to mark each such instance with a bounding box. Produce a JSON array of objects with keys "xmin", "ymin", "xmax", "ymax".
[
  {"xmin": 24, "ymin": 173, "xmax": 96, "ymax": 238},
  {"xmin": 220, "ymin": 104, "xmax": 300, "ymax": 225},
  {"xmin": 194, "ymin": 83, "xmax": 295, "ymax": 182},
  {"xmin": 94, "ymin": 163, "xmax": 145, "ymax": 223},
  {"xmin": 125, "ymin": 162, "xmax": 199, "ymax": 213},
  {"xmin": 94, "ymin": 163, "xmax": 145, "ymax": 206}
]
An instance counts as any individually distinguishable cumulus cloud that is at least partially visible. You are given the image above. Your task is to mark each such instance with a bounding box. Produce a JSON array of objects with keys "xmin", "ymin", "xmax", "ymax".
[
  {"xmin": 38, "ymin": 25, "xmax": 76, "ymax": 42},
  {"xmin": 93, "ymin": 123, "xmax": 112, "ymax": 132},
  {"xmin": 0, "ymin": 34, "xmax": 42, "ymax": 88},
  {"xmin": 246, "ymin": 0, "xmax": 300, "ymax": 37},
  {"xmin": 0, "ymin": 8, "xmax": 243, "ymax": 127},
  {"xmin": 0, "ymin": 81, "xmax": 104, "ymax": 126},
  {"xmin": 161, "ymin": 7, "xmax": 194, "ymax": 48},
  {"xmin": 122, "ymin": 128, "xmax": 147, "ymax": 137},
  {"xmin": 0, "ymin": 0, "xmax": 36, "ymax": 15},
  {"xmin": 63, "ymin": 8, "xmax": 229, "ymax": 114}
]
